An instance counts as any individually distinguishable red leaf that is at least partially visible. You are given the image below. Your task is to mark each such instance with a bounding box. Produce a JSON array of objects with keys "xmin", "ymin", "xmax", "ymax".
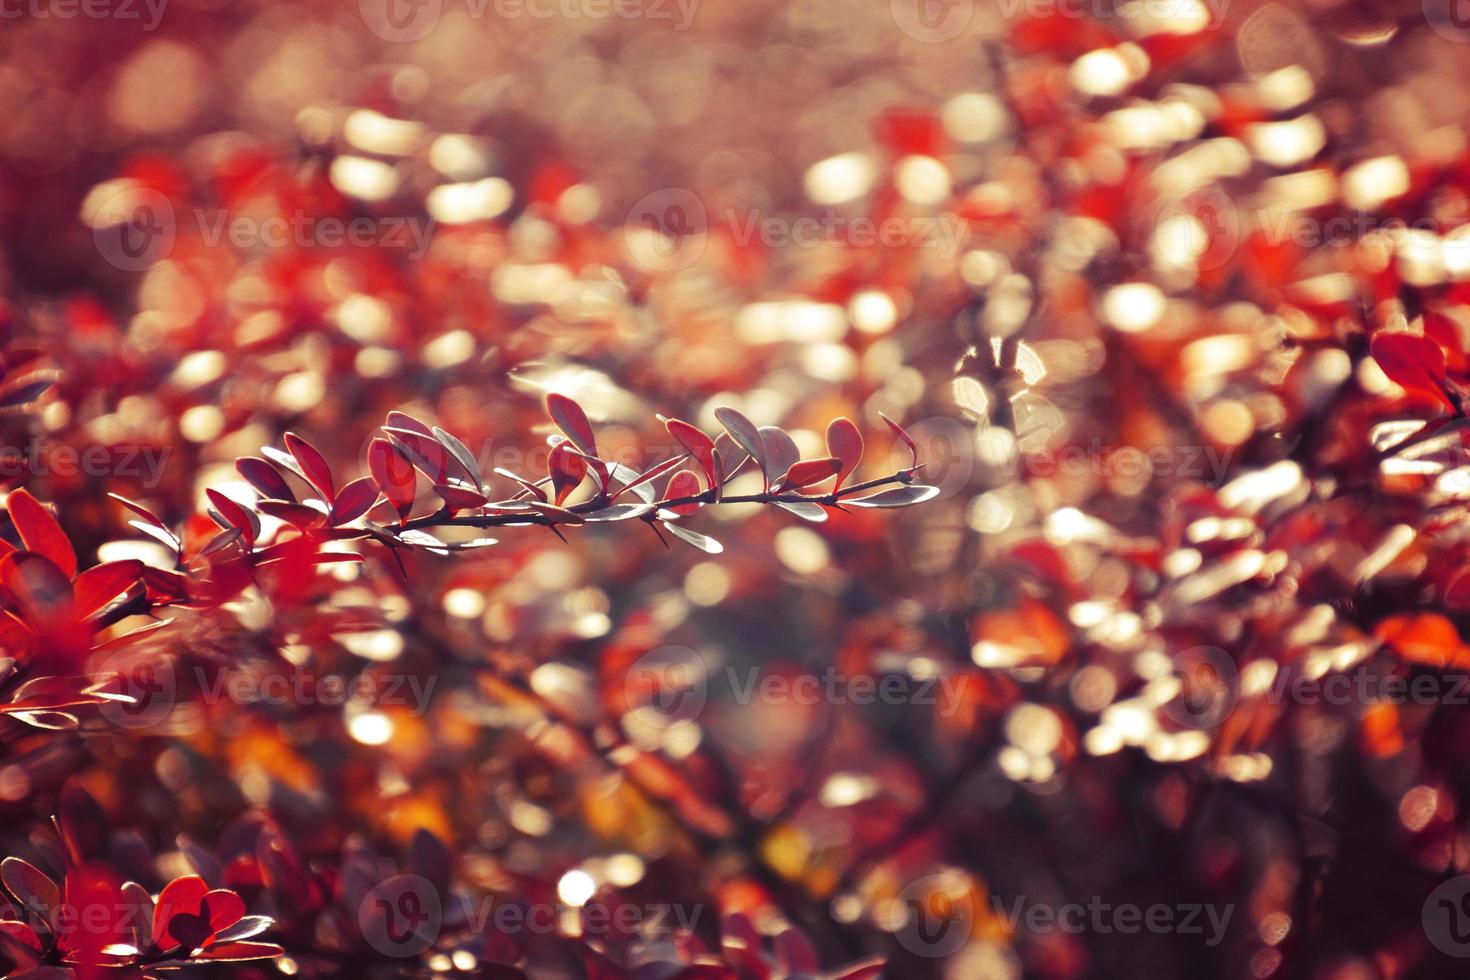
[
  {"xmin": 369, "ymin": 438, "xmax": 416, "ymax": 522},
  {"xmin": 665, "ymin": 419, "xmax": 718, "ymax": 490},
  {"xmin": 151, "ymin": 875, "xmax": 209, "ymax": 951},
  {"xmin": 56, "ymin": 784, "xmax": 107, "ymax": 864},
  {"xmin": 202, "ymin": 889, "xmax": 246, "ymax": 933},
  {"xmin": 330, "ymin": 477, "xmax": 379, "ymax": 526},
  {"xmin": 1370, "ymin": 332, "xmax": 1453, "ymax": 410},
  {"xmin": 548, "ymin": 442, "xmax": 587, "ymax": 505},
  {"xmin": 205, "ymin": 489, "xmax": 259, "ymax": 546},
  {"xmin": 284, "ymin": 432, "xmax": 335, "ymax": 502},
  {"xmin": 528, "ymin": 501, "xmax": 584, "ymax": 525},
  {"xmin": 0, "ymin": 920, "xmax": 44, "ymax": 972},
  {"xmin": 880, "ymin": 412, "xmax": 920, "ymax": 470},
  {"xmin": 776, "ymin": 457, "xmax": 842, "ymax": 492},
  {"xmin": 107, "ymin": 492, "xmax": 171, "ymax": 532},
  {"xmin": 825, "ymin": 417, "xmax": 864, "ymax": 490},
  {"xmin": 1446, "ymin": 568, "xmax": 1470, "ymax": 610},
  {"xmin": 72, "ymin": 560, "xmax": 143, "ymax": 619},
  {"xmin": 434, "ymin": 484, "xmax": 488, "ymax": 512},
  {"xmin": 547, "ymin": 393, "xmax": 598, "ymax": 456},
  {"xmin": 1, "ymin": 552, "xmax": 72, "ymax": 623},
  {"xmin": 58, "ymin": 863, "xmax": 125, "ymax": 962},
  {"xmin": 0, "ymin": 857, "xmax": 58, "ymax": 927},
  {"xmin": 7, "ymin": 490, "xmax": 75, "ymax": 578},
  {"xmin": 235, "ymin": 457, "xmax": 295, "ymax": 503},
  {"xmin": 663, "ymin": 469, "xmax": 703, "ymax": 516},
  {"xmin": 255, "ymin": 501, "xmax": 326, "ymax": 529},
  {"xmin": 611, "ymin": 455, "xmax": 687, "ymax": 501},
  {"xmin": 383, "ymin": 427, "xmax": 449, "ymax": 485}
]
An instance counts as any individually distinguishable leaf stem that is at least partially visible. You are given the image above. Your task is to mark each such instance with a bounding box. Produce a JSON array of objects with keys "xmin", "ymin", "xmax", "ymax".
[{"xmin": 385, "ymin": 470, "xmax": 916, "ymax": 539}]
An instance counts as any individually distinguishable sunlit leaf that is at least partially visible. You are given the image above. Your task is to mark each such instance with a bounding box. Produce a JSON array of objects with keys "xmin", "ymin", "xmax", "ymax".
[
  {"xmin": 844, "ymin": 485, "xmax": 940, "ymax": 508},
  {"xmin": 662, "ymin": 522, "xmax": 724, "ymax": 553}
]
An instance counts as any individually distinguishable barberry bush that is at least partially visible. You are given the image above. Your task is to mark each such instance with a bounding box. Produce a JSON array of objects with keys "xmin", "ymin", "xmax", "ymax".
[{"xmin": 6, "ymin": 0, "xmax": 1470, "ymax": 978}]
